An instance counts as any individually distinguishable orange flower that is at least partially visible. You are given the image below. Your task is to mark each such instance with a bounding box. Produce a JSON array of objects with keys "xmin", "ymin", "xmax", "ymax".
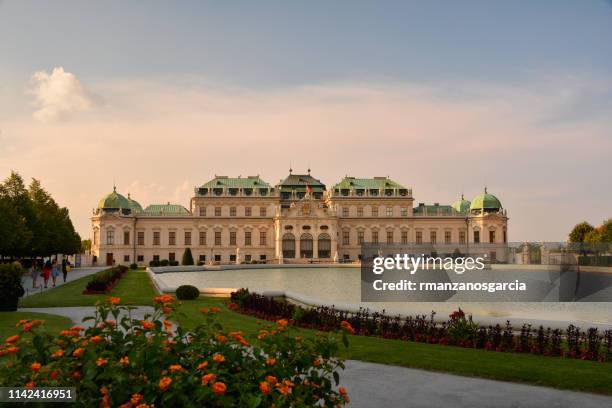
[
  {"xmin": 277, "ymin": 385, "xmax": 292, "ymax": 395},
  {"xmin": 136, "ymin": 405, "xmax": 150, "ymax": 408},
  {"xmin": 169, "ymin": 364, "xmax": 183, "ymax": 373},
  {"xmin": 163, "ymin": 320, "xmax": 173, "ymax": 330},
  {"xmin": 16, "ymin": 319, "xmax": 29, "ymax": 327},
  {"xmin": 52, "ymin": 349, "xmax": 65, "ymax": 358},
  {"xmin": 211, "ymin": 307, "xmax": 221, "ymax": 313},
  {"xmin": 119, "ymin": 356, "xmax": 130, "ymax": 366},
  {"xmin": 159, "ymin": 376, "xmax": 172, "ymax": 391},
  {"xmin": 96, "ymin": 358, "xmax": 108, "ymax": 367},
  {"xmin": 197, "ymin": 361, "xmax": 209, "ymax": 370},
  {"xmin": 25, "ymin": 381, "xmax": 36, "ymax": 389},
  {"xmin": 30, "ymin": 362, "xmax": 41, "ymax": 372},
  {"xmin": 213, "ymin": 353, "xmax": 225, "ymax": 363},
  {"xmin": 130, "ymin": 393, "xmax": 143, "ymax": 405},
  {"xmin": 154, "ymin": 295, "xmax": 175, "ymax": 304},
  {"xmin": 162, "ymin": 306, "xmax": 172, "ymax": 315},
  {"xmin": 339, "ymin": 386, "xmax": 350, "ymax": 402},
  {"xmin": 340, "ymin": 321, "xmax": 356, "ymax": 335},
  {"xmin": 266, "ymin": 357, "xmax": 276, "ymax": 366},
  {"xmin": 276, "ymin": 319, "xmax": 289, "ymax": 327},
  {"xmin": 266, "ymin": 375, "xmax": 278, "ymax": 385},
  {"xmin": 72, "ymin": 371, "xmax": 82, "ymax": 380},
  {"xmin": 140, "ymin": 320, "xmax": 155, "ymax": 330},
  {"xmin": 108, "ymin": 297, "xmax": 121, "ymax": 305},
  {"xmin": 72, "ymin": 348, "xmax": 85, "ymax": 357},
  {"xmin": 313, "ymin": 358, "xmax": 321, "ymax": 367},
  {"xmin": 211, "ymin": 382, "xmax": 226, "ymax": 395},
  {"xmin": 70, "ymin": 325, "xmax": 85, "ymax": 332},
  {"xmin": 216, "ymin": 334, "xmax": 227, "ymax": 343},
  {"xmin": 201, "ymin": 373, "xmax": 216, "ymax": 385},
  {"xmin": 257, "ymin": 330, "xmax": 269, "ymax": 340},
  {"xmin": 199, "ymin": 307, "xmax": 209, "ymax": 314},
  {"xmin": 5, "ymin": 335, "xmax": 20, "ymax": 344},
  {"xmin": 259, "ymin": 381, "xmax": 271, "ymax": 395},
  {"xmin": 91, "ymin": 335, "xmax": 103, "ymax": 344}
]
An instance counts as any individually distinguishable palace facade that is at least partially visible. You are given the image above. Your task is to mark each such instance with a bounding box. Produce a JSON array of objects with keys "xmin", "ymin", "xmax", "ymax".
[{"xmin": 90, "ymin": 171, "xmax": 509, "ymax": 266}]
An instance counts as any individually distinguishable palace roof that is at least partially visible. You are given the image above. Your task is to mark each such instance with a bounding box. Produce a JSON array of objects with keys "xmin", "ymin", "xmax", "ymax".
[
  {"xmin": 199, "ymin": 175, "xmax": 271, "ymax": 189},
  {"xmin": 143, "ymin": 203, "xmax": 190, "ymax": 216},
  {"xmin": 332, "ymin": 176, "xmax": 407, "ymax": 190},
  {"xmin": 277, "ymin": 173, "xmax": 326, "ymax": 192}
]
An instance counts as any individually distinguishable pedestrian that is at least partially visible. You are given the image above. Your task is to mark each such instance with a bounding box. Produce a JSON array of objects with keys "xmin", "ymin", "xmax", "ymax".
[
  {"xmin": 51, "ymin": 258, "xmax": 60, "ymax": 287},
  {"xmin": 42, "ymin": 259, "xmax": 52, "ymax": 288},
  {"xmin": 61, "ymin": 257, "xmax": 70, "ymax": 283},
  {"xmin": 29, "ymin": 261, "xmax": 40, "ymax": 289}
]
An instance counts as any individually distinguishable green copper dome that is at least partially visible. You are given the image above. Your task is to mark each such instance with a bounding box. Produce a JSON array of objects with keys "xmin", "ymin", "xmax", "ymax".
[
  {"xmin": 98, "ymin": 187, "xmax": 130, "ymax": 210},
  {"xmin": 470, "ymin": 188, "xmax": 502, "ymax": 212},
  {"xmin": 451, "ymin": 194, "xmax": 471, "ymax": 213},
  {"xmin": 127, "ymin": 193, "xmax": 143, "ymax": 213}
]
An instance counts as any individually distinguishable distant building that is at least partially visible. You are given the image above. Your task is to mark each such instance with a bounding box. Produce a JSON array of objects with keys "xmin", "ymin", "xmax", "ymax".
[{"xmin": 91, "ymin": 171, "xmax": 508, "ymax": 265}]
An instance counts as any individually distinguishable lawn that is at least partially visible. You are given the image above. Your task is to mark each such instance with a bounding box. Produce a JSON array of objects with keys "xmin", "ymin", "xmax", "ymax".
[
  {"xmin": 0, "ymin": 311, "xmax": 72, "ymax": 338},
  {"xmin": 19, "ymin": 268, "xmax": 158, "ymax": 308},
  {"xmin": 10, "ymin": 270, "xmax": 612, "ymax": 395},
  {"xmin": 175, "ymin": 297, "xmax": 612, "ymax": 395}
]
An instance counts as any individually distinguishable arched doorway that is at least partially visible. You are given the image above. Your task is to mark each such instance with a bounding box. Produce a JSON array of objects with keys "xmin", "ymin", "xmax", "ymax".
[
  {"xmin": 318, "ymin": 233, "xmax": 331, "ymax": 258},
  {"xmin": 282, "ymin": 233, "xmax": 295, "ymax": 258},
  {"xmin": 300, "ymin": 233, "xmax": 313, "ymax": 258}
]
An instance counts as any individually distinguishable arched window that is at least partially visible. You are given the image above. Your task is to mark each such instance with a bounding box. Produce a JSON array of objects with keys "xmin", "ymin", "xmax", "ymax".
[
  {"xmin": 300, "ymin": 233, "xmax": 313, "ymax": 258},
  {"xmin": 282, "ymin": 233, "xmax": 295, "ymax": 258},
  {"xmin": 318, "ymin": 233, "xmax": 331, "ymax": 258}
]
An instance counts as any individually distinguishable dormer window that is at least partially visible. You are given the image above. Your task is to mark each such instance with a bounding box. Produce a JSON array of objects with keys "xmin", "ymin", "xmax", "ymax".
[
  {"xmin": 341, "ymin": 189, "xmax": 350, "ymax": 196},
  {"xmin": 213, "ymin": 188, "xmax": 223, "ymax": 196},
  {"xmin": 244, "ymin": 188, "xmax": 253, "ymax": 196},
  {"xmin": 229, "ymin": 188, "xmax": 238, "ymax": 196},
  {"xmin": 356, "ymin": 189, "xmax": 364, "ymax": 196}
]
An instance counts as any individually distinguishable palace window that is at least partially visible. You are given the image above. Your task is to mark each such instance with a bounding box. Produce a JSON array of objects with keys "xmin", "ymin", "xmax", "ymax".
[
  {"xmin": 459, "ymin": 231, "xmax": 466, "ymax": 244},
  {"xmin": 318, "ymin": 233, "xmax": 331, "ymax": 258},
  {"xmin": 282, "ymin": 233, "xmax": 295, "ymax": 258},
  {"xmin": 503, "ymin": 229, "xmax": 507, "ymax": 243},
  {"xmin": 386, "ymin": 230, "xmax": 394, "ymax": 244},
  {"xmin": 372, "ymin": 231, "xmax": 379, "ymax": 244},
  {"xmin": 169, "ymin": 231, "xmax": 176, "ymax": 246},
  {"xmin": 199, "ymin": 255, "xmax": 206, "ymax": 263},
  {"xmin": 137, "ymin": 231, "xmax": 144, "ymax": 246},
  {"xmin": 199, "ymin": 231, "xmax": 206, "ymax": 246},
  {"xmin": 153, "ymin": 255, "xmax": 160, "ymax": 261},
  {"xmin": 214, "ymin": 255, "xmax": 221, "ymax": 262},
  {"xmin": 357, "ymin": 231, "xmax": 364, "ymax": 245},
  {"xmin": 342, "ymin": 207, "xmax": 349, "ymax": 217},
  {"xmin": 260, "ymin": 231, "xmax": 266, "ymax": 246},
  {"xmin": 300, "ymin": 233, "xmax": 313, "ymax": 258},
  {"xmin": 199, "ymin": 207, "xmax": 206, "ymax": 216},
  {"xmin": 430, "ymin": 231, "xmax": 437, "ymax": 244},
  {"xmin": 357, "ymin": 207, "xmax": 363, "ymax": 217},
  {"xmin": 123, "ymin": 231, "xmax": 130, "ymax": 245},
  {"xmin": 230, "ymin": 231, "xmax": 236, "ymax": 246},
  {"xmin": 245, "ymin": 254, "xmax": 252, "ymax": 262},
  {"xmin": 230, "ymin": 254, "xmax": 236, "ymax": 262},
  {"xmin": 215, "ymin": 231, "xmax": 222, "ymax": 246},
  {"xmin": 342, "ymin": 230, "xmax": 350, "ymax": 245},
  {"xmin": 169, "ymin": 252, "xmax": 175, "ymax": 262},
  {"xmin": 245, "ymin": 231, "xmax": 252, "ymax": 246},
  {"xmin": 106, "ymin": 230, "xmax": 114, "ymax": 246},
  {"xmin": 185, "ymin": 231, "xmax": 191, "ymax": 246},
  {"xmin": 445, "ymin": 231, "xmax": 451, "ymax": 244},
  {"xmin": 137, "ymin": 255, "xmax": 144, "ymax": 262},
  {"xmin": 245, "ymin": 207, "xmax": 252, "ymax": 216},
  {"xmin": 474, "ymin": 231, "xmax": 480, "ymax": 244},
  {"xmin": 401, "ymin": 207, "xmax": 408, "ymax": 217},
  {"xmin": 372, "ymin": 207, "xmax": 379, "ymax": 217},
  {"xmin": 401, "ymin": 231, "xmax": 408, "ymax": 244},
  {"xmin": 260, "ymin": 206, "xmax": 267, "ymax": 216},
  {"xmin": 123, "ymin": 255, "xmax": 130, "ymax": 262},
  {"xmin": 489, "ymin": 230, "xmax": 496, "ymax": 243},
  {"xmin": 416, "ymin": 231, "xmax": 422, "ymax": 245},
  {"xmin": 153, "ymin": 231, "xmax": 160, "ymax": 246},
  {"xmin": 260, "ymin": 255, "xmax": 267, "ymax": 261},
  {"xmin": 386, "ymin": 207, "xmax": 393, "ymax": 217},
  {"xmin": 215, "ymin": 207, "xmax": 222, "ymax": 216},
  {"xmin": 230, "ymin": 207, "xmax": 236, "ymax": 216}
]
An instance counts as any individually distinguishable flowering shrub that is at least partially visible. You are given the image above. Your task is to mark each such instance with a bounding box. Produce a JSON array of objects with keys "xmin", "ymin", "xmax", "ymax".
[
  {"xmin": 84, "ymin": 265, "xmax": 128, "ymax": 294},
  {"xmin": 0, "ymin": 295, "xmax": 350, "ymax": 407},
  {"xmin": 231, "ymin": 289, "xmax": 612, "ymax": 363}
]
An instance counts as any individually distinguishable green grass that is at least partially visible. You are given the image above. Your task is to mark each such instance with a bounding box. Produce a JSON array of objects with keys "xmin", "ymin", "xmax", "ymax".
[
  {"xmin": 19, "ymin": 268, "xmax": 157, "ymax": 308},
  {"xmin": 0, "ymin": 312, "xmax": 72, "ymax": 338},
  {"xmin": 13, "ymin": 270, "xmax": 612, "ymax": 394},
  {"xmin": 174, "ymin": 297, "xmax": 612, "ymax": 395}
]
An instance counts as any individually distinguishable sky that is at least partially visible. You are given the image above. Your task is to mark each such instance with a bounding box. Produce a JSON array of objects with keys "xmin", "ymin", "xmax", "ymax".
[{"xmin": 0, "ymin": 0, "xmax": 611, "ymax": 241}]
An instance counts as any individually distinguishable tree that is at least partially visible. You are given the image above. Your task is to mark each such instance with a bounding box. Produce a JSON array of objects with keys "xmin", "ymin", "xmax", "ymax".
[
  {"xmin": 81, "ymin": 239, "xmax": 92, "ymax": 253},
  {"xmin": 0, "ymin": 172, "xmax": 33, "ymax": 257},
  {"xmin": 182, "ymin": 248, "xmax": 194, "ymax": 265},
  {"xmin": 600, "ymin": 219, "xmax": 612, "ymax": 243},
  {"xmin": 569, "ymin": 221, "xmax": 594, "ymax": 243}
]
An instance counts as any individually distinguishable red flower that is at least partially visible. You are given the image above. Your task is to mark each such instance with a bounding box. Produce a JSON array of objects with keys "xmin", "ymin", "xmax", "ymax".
[{"xmin": 212, "ymin": 382, "xmax": 226, "ymax": 395}]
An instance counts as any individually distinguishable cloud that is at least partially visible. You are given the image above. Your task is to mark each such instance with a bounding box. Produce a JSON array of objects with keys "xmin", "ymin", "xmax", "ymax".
[{"xmin": 29, "ymin": 67, "xmax": 96, "ymax": 122}]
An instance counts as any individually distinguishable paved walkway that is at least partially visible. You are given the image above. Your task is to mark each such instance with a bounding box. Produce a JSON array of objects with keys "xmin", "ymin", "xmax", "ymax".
[
  {"xmin": 19, "ymin": 306, "xmax": 156, "ymax": 328},
  {"xmin": 21, "ymin": 267, "xmax": 106, "ymax": 297},
  {"xmin": 341, "ymin": 360, "xmax": 612, "ymax": 408}
]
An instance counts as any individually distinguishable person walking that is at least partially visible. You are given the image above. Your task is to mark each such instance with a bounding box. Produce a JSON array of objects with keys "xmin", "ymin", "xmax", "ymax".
[
  {"xmin": 42, "ymin": 259, "xmax": 51, "ymax": 288},
  {"xmin": 29, "ymin": 261, "xmax": 40, "ymax": 289},
  {"xmin": 51, "ymin": 258, "xmax": 60, "ymax": 287},
  {"xmin": 61, "ymin": 257, "xmax": 70, "ymax": 283}
]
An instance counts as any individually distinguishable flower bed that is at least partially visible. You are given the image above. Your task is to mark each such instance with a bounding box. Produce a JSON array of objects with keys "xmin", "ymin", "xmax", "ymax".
[
  {"xmin": 83, "ymin": 265, "xmax": 128, "ymax": 294},
  {"xmin": 0, "ymin": 295, "xmax": 351, "ymax": 407},
  {"xmin": 230, "ymin": 288, "xmax": 612, "ymax": 363}
]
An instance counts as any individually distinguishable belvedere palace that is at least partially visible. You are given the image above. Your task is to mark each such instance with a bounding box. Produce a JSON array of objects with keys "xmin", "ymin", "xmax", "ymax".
[{"xmin": 91, "ymin": 171, "xmax": 509, "ymax": 266}]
